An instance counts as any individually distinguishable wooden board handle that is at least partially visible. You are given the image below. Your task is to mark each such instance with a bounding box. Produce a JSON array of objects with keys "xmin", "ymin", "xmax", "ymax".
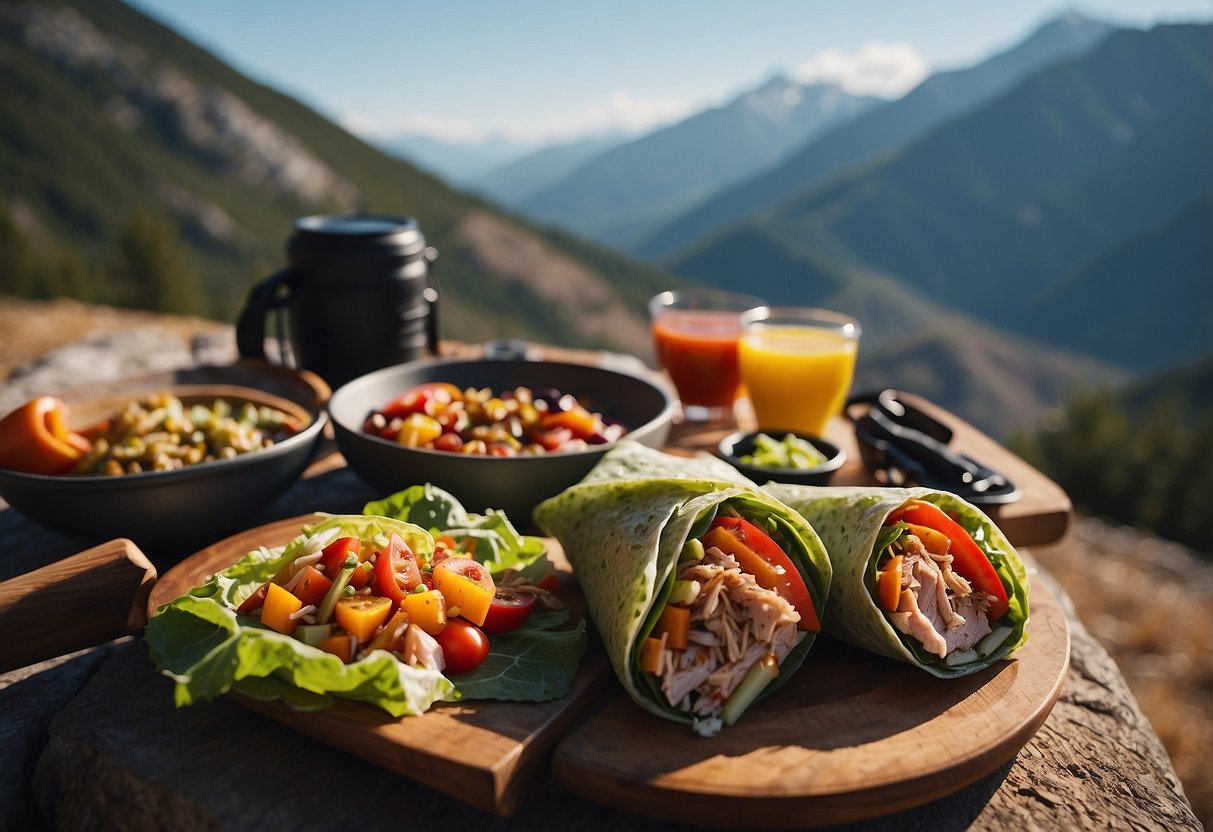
[{"xmin": 0, "ymin": 539, "xmax": 157, "ymax": 673}]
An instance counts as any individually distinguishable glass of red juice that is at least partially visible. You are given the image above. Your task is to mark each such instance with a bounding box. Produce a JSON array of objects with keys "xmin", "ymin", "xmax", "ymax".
[{"xmin": 648, "ymin": 290, "xmax": 767, "ymax": 422}]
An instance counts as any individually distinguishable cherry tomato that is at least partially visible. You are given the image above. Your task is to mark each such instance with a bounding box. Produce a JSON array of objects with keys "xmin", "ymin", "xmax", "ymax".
[
  {"xmin": 373, "ymin": 533, "xmax": 422, "ymax": 605},
  {"xmin": 432, "ymin": 432, "xmax": 464, "ymax": 452},
  {"xmin": 434, "ymin": 620, "xmax": 490, "ymax": 675},
  {"xmin": 379, "ymin": 383, "xmax": 462, "ymax": 420},
  {"xmin": 481, "ymin": 590, "xmax": 536, "ymax": 635}
]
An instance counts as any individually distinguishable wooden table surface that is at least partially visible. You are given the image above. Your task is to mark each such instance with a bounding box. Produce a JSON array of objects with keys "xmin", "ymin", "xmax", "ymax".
[{"xmin": 0, "ymin": 353, "xmax": 1200, "ymax": 831}]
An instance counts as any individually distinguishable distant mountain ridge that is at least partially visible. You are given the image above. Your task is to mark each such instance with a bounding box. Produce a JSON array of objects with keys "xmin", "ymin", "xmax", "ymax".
[
  {"xmin": 516, "ymin": 76, "xmax": 879, "ymax": 247},
  {"xmin": 378, "ymin": 133, "xmax": 530, "ymax": 186},
  {"xmin": 0, "ymin": 0, "xmax": 683, "ymax": 357},
  {"xmin": 467, "ymin": 133, "xmax": 625, "ymax": 205},
  {"xmin": 667, "ymin": 23, "xmax": 1213, "ymax": 377},
  {"xmin": 637, "ymin": 12, "xmax": 1116, "ymax": 259}
]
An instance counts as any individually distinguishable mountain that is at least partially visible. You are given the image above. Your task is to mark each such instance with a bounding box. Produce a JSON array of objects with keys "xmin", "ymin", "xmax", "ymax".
[
  {"xmin": 638, "ymin": 12, "xmax": 1116, "ymax": 259},
  {"xmin": 0, "ymin": 0, "xmax": 684, "ymax": 358},
  {"xmin": 667, "ymin": 23, "xmax": 1213, "ymax": 375},
  {"xmin": 1019, "ymin": 196, "xmax": 1213, "ymax": 373},
  {"xmin": 855, "ymin": 318, "xmax": 1126, "ymax": 439},
  {"xmin": 467, "ymin": 133, "xmax": 625, "ymax": 205},
  {"xmin": 667, "ymin": 223, "xmax": 1125, "ymax": 438},
  {"xmin": 516, "ymin": 76, "xmax": 879, "ymax": 247},
  {"xmin": 376, "ymin": 133, "xmax": 529, "ymax": 186}
]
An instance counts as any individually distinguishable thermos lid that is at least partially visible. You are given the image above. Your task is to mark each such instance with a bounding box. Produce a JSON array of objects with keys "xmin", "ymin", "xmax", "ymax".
[{"xmin": 293, "ymin": 214, "xmax": 426, "ymax": 257}]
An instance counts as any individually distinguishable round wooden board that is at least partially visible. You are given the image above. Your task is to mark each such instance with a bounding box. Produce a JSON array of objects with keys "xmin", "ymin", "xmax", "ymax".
[{"xmin": 551, "ymin": 581, "xmax": 1069, "ymax": 829}]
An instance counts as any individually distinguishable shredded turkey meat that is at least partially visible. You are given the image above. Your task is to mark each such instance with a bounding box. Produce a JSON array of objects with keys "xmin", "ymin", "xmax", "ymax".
[
  {"xmin": 654, "ymin": 546, "xmax": 800, "ymax": 717},
  {"xmin": 885, "ymin": 534, "xmax": 993, "ymax": 658}
]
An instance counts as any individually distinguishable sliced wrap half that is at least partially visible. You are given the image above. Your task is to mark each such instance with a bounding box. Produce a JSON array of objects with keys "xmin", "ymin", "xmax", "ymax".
[
  {"xmin": 765, "ymin": 484, "xmax": 1029, "ymax": 677},
  {"xmin": 534, "ymin": 468, "xmax": 830, "ymax": 736}
]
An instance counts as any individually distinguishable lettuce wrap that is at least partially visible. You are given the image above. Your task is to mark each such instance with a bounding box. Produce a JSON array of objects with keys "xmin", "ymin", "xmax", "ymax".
[
  {"xmin": 764, "ymin": 485, "xmax": 1029, "ymax": 677},
  {"xmin": 147, "ymin": 487, "xmax": 587, "ymax": 716},
  {"xmin": 533, "ymin": 445, "xmax": 831, "ymax": 736}
]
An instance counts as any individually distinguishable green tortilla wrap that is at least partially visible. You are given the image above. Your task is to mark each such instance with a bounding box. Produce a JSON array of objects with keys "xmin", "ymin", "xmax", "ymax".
[
  {"xmin": 764, "ymin": 484, "xmax": 1029, "ymax": 677},
  {"xmin": 533, "ymin": 448, "xmax": 831, "ymax": 735}
]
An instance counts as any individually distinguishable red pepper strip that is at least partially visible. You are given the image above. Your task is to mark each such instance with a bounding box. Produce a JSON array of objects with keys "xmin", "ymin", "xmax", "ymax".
[
  {"xmin": 0, "ymin": 396, "xmax": 91, "ymax": 474},
  {"xmin": 891, "ymin": 500, "xmax": 1010, "ymax": 621},
  {"xmin": 704, "ymin": 516, "xmax": 820, "ymax": 632}
]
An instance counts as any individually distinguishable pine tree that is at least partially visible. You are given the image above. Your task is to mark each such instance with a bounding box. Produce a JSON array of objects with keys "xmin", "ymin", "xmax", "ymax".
[{"xmin": 107, "ymin": 209, "xmax": 204, "ymax": 315}]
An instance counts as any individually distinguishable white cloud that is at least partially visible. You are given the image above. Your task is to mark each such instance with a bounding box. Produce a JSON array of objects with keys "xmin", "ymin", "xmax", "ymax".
[
  {"xmin": 342, "ymin": 112, "xmax": 489, "ymax": 144},
  {"xmin": 343, "ymin": 90, "xmax": 697, "ymax": 146},
  {"xmin": 545, "ymin": 91, "xmax": 697, "ymax": 141},
  {"xmin": 792, "ymin": 41, "xmax": 928, "ymax": 99}
]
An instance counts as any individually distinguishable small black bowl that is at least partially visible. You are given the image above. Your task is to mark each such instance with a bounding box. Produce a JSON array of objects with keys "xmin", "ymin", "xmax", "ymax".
[
  {"xmin": 718, "ymin": 430, "xmax": 846, "ymax": 486},
  {"xmin": 0, "ymin": 362, "xmax": 329, "ymax": 552}
]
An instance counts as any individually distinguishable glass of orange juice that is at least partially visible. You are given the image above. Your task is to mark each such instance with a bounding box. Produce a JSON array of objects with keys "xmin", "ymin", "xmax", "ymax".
[
  {"xmin": 738, "ymin": 307, "xmax": 861, "ymax": 436},
  {"xmin": 649, "ymin": 290, "xmax": 767, "ymax": 422}
]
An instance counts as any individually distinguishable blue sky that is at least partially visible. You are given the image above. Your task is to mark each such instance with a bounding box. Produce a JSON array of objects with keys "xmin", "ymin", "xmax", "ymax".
[{"xmin": 128, "ymin": 0, "xmax": 1212, "ymax": 146}]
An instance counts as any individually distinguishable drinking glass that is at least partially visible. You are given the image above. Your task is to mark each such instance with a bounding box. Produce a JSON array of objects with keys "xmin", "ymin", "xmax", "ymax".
[
  {"xmin": 738, "ymin": 307, "xmax": 861, "ymax": 436},
  {"xmin": 648, "ymin": 289, "xmax": 767, "ymax": 422}
]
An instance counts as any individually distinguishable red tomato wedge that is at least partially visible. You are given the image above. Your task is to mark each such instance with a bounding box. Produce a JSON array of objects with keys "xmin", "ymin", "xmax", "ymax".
[
  {"xmin": 373, "ymin": 533, "xmax": 422, "ymax": 605},
  {"xmin": 702, "ymin": 516, "xmax": 819, "ymax": 632},
  {"xmin": 320, "ymin": 536, "xmax": 369, "ymax": 589},
  {"xmin": 888, "ymin": 500, "xmax": 1010, "ymax": 621},
  {"xmin": 291, "ymin": 565, "xmax": 333, "ymax": 607},
  {"xmin": 481, "ymin": 590, "xmax": 536, "ymax": 635}
]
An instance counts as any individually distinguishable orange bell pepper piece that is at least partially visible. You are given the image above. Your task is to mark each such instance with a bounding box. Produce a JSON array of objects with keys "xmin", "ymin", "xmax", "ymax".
[{"xmin": 0, "ymin": 396, "xmax": 92, "ymax": 474}]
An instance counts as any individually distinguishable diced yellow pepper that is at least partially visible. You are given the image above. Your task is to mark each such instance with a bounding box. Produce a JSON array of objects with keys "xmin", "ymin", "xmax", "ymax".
[
  {"xmin": 403, "ymin": 589, "xmax": 448, "ymax": 635},
  {"xmin": 261, "ymin": 582, "xmax": 303, "ymax": 635},
  {"xmin": 317, "ymin": 633, "xmax": 355, "ymax": 663},
  {"xmin": 904, "ymin": 523, "xmax": 951, "ymax": 556},
  {"xmin": 397, "ymin": 413, "xmax": 443, "ymax": 447},
  {"xmin": 363, "ymin": 609, "xmax": 411, "ymax": 654},
  {"xmin": 433, "ymin": 567, "xmax": 493, "ymax": 626},
  {"xmin": 334, "ymin": 595, "xmax": 393, "ymax": 644}
]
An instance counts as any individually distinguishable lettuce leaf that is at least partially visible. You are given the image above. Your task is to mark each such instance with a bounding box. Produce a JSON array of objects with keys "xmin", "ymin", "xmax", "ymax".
[
  {"xmin": 146, "ymin": 495, "xmax": 586, "ymax": 718},
  {"xmin": 364, "ymin": 484, "xmax": 548, "ymax": 577},
  {"xmin": 146, "ymin": 515, "xmax": 455, "ymax": 717}
]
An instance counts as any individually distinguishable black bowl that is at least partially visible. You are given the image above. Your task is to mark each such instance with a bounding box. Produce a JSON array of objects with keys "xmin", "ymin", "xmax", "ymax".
[
  {"xmin": 718, "ymin": 430, "xmax": 846, "ymax": 486},
  {"xmin": 0, "ymin": 362, "xmax": 329, "ymax": 550},
  {"xmin": 329, "ymin": 357, "xmax": 675, "ymax": 522}
]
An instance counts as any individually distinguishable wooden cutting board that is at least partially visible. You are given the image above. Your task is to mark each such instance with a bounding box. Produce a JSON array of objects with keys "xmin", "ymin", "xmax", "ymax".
[
  {"xmin": 550, "ymin": 580, "xmax": 1069, "ymax": 828},
  {"xmin": 147, "ymin": 514, "xmax": 612, "ymax": 817}
]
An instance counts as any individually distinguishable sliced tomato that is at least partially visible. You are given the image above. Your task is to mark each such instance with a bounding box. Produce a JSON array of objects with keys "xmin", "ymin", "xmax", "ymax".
[
  {"xmin": 894, "ymin": 500, "xmax": 1010, "ymax": 622},
  {"xmin": 481, "ymin": 590, "xmax": 536, "ymax": 635},
  {"xmin": 434, "ymin": 619, "xmax": 490, "ymax": 675},
  {"xmin": 703, "ymin": 515, "xmax": 819, "ymax": 631},
  {"xmin": 373, "ymin": 532, "xmax": 422, "ymax": 605}
]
